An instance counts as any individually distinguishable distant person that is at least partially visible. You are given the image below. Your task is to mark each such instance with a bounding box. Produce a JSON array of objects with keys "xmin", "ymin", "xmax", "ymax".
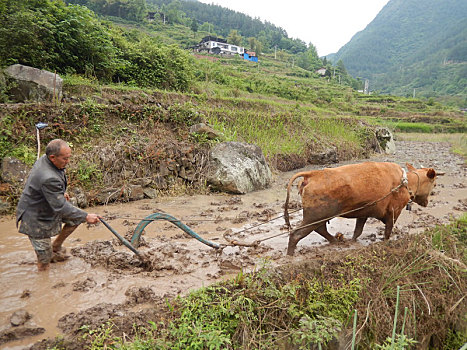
[{"xmin": 16, "ymin": 139, "xmax": 100, "ymax": 271}]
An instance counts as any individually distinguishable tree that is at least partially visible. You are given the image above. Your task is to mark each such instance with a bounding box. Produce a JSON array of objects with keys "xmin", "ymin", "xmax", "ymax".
[
  {"xmin": 296, "ymin": 44, "xmax": 322, "ymax": 71},
  {"xmin": 248, "ymin": 37, "xmax": 256, "ymax": 51},
  {"xmin": 335, "ymin": 60, "xmax": 348, "ymax": 76},
  {"xmin": 255, "ymin": 40, "xmax": 263, "ymax": 56},
  {"xmin": 190, "ymin": 18, "xmax": 198, "ymax": 33},
  {"xmin": 199, "ymin": 22, "xmax": 214, "ymax": 34},
  {"xmin": 164, "ymin": 0, "xmax": 181, "ymax": 24},
  {"xmin": 125, "ymin": 0, "xmax": 147, "ymax": 22},
  {"xmin": 227, "ymin": 29, "xmax": 242, "ymax": 46},
  {"xmin": 247, "ymin": 37, "xmax": 262, "ymax": 56}
]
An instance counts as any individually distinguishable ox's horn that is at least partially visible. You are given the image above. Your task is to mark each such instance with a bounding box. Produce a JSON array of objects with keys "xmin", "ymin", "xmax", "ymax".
[{"xmin": 436, "ymin": 171, "xmax": 445, "ymax": 176}]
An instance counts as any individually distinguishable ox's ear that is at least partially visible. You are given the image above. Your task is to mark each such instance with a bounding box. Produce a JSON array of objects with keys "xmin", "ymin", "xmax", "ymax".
[
  {"xmin": 406, "ymin": 163, "xmax": 416, "ymax": 172},
  {"xmin": 427, "ymin": 169, "xmax": 436, "ymax": 179}
]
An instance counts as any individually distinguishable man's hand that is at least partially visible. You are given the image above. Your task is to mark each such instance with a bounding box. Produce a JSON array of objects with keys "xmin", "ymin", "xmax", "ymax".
[
  {"xmin": 64, "ymin": 193, "xmax": 71, "ymax": 201},
  {"xmin": 86, "ymin": 213, "xmax": 100, "ymax": 224}
]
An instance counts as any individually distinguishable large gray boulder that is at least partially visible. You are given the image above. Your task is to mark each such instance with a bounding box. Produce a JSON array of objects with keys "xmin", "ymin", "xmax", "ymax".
[
  {"xmin": 207, "ymin": 142, "xmax": 272, "ymax": 194},
  {"xmin": 4, "ymin": 64, "xmax": 63, "ymax": 102}
]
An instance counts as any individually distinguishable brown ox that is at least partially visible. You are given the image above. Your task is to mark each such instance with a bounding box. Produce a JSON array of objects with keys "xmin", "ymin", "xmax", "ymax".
[{"xmin": 284, "ymin": 162, "xmax": 438, "ymax": 255}]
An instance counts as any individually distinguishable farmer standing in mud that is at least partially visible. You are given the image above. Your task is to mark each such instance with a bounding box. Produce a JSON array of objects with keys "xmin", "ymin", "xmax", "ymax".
[{"xmin": 16, "ymin": 139, "xmax": 100, "ymax": 271}]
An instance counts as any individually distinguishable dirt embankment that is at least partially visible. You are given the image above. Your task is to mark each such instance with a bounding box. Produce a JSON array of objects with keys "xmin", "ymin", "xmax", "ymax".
[{"xmin": 0, "ymin": 140, "xmax": 465, "ymax": 349}]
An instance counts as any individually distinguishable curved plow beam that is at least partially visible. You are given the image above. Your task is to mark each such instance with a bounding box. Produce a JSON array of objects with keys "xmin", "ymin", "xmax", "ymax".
[
  {"xmin": 131, "ymin": 212, "xmax": 222, "ymax": 250},
  {"xmin": 99, "ymin": 218, "xmax": 144, "ymax": 260}
]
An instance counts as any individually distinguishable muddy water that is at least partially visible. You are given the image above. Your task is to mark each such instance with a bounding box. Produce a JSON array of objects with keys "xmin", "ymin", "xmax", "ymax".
[{"xmin": 0, "ymin": 140, "xmax": 465, "ymax": 349}]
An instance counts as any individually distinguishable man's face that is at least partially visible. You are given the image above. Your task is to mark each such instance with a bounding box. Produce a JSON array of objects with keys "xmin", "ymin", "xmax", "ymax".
[{"xmin": 49, "ymin": 146, "xmax": 72, "ymax": 170}]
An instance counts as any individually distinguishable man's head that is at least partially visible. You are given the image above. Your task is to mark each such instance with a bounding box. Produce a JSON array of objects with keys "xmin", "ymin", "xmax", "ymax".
[{"xmin": 46, "ymin": 139, "xmax": 71, "ymax": 170}]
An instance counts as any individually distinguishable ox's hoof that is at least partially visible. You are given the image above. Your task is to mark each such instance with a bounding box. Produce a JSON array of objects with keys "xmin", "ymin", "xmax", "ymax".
[{"xmin": 334, "ymin": 232, "xmax": 345, "ymax": 242}]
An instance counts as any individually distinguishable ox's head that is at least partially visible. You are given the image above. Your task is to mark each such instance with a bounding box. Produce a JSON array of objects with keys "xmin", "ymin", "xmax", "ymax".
[{"xmin": 406, "ymin": 163, "xmax": 438, "ymax": 207}]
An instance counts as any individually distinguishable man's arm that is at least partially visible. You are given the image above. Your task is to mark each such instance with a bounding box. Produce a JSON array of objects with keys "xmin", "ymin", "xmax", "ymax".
[{"xmin": 41, "ymin": 178, "xmax": 88, "ymax": 223}]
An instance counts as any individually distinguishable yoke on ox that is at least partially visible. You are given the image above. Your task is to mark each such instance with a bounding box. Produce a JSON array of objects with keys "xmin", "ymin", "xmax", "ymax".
[{"xmin": 284, "ymin": 162, "xmax": 438, "ymax": 256}]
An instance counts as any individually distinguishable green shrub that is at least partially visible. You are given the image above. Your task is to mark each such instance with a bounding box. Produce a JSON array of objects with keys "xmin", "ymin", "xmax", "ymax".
[
  {"xmin": 113, "ymin": 36, "xmax": 194, "ymax": 91},
  {"xmin": 69, "ymin": 159, "xmax": 103, "ymax": 189},
  {"xmin": 9, "ymin": 144, "xmax": 37, "ymax": 165},
  {"xmin": 0, "ymin": 1, "xmax": 118, "ymax": 80},
  {"xmin": 0, "ymin": 113, "xmax": 36, "ymax": 164}
]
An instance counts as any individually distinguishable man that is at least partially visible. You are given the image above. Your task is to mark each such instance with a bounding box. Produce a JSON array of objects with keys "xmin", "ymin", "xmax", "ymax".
[{"xmin": 16, "ymin": 139, "xmax": 100, "ymax": 271}]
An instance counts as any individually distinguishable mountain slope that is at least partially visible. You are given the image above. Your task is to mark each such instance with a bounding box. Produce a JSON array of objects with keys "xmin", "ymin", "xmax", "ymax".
[{"xmin": 333, "ymin": 0, "xmax": 467, "ymax": 104}]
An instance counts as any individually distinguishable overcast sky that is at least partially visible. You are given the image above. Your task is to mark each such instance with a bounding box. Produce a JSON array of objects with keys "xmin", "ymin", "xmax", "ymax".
[{"xmin": 198, "ymin": 0, "xmax": 390, "ymax": 56}]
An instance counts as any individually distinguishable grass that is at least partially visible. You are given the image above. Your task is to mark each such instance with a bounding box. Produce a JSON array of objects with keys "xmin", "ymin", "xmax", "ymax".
[
  {"xmin": 387, "ymin": 121, "xmax": 435, "ymax": 133},
  {"xmin": 205, "ymin": 107, "xmax": 368, "ymax": 159},
  {"xmin": 428, "ymin": 212, "xmax": 467, "ymax": 264}
]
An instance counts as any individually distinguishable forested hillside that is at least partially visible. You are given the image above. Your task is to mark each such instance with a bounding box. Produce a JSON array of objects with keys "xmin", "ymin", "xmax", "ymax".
[
  {"xmin": 332, "ymin": 0, "xmax": 467, "ymax": 106},
  {"xmin": 63, "ymin": 0, "xmax": 307, "ymax": 54}
]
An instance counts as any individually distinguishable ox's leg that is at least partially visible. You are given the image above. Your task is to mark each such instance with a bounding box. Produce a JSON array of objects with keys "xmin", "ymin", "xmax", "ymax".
[
  {"xmin": 287, "ymin": 208, "xmax": 324, "ymax": 256},
  {"xmin": 352, "ymin": 218, "xmax": 367, "ymax": 241},
  {"xmin": 287, "ymin": 223, "xmax": 339, "ymax": 256},
  {"xmin": 287, "ymin": 224, "xmax": 316, "ymax": 256},
  {"xmin": 383, "ymin": 213, "xmax": 394, "ymax": 240},
  {"xmin": 287, "ymin": 206, "xmax": 342, "ymax": 255},
  {"xmin": 384, "ymin": 221, "xmax": 393, "ymax": 240},
  {"xmin": 315, "ymin": 224, "xmax": 338, "ymax": 243},
  {"xmin": 383, "ymin": 207, "xmax": 403, "ymax": 240}
]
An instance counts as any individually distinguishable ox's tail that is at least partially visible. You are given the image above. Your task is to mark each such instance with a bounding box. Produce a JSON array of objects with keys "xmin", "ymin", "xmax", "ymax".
[{"xmin": 284, "ymin": 172, "xmax": 308, "ymax": 228}]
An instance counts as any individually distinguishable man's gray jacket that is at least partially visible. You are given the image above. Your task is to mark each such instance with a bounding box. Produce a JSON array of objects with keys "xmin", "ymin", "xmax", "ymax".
[{"xmin": 16, "ymin": 155, "xmax": 87, "ymax": 238}]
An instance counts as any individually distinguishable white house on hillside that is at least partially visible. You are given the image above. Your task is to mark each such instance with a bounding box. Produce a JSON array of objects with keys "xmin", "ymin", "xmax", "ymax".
[
  {"xmin": 315, "ymin": 68, "xmax": 327, "ymax": 76},
  {"xmin": 193, "ymin": 36, "xmax": 245, "ymax": 56}
]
